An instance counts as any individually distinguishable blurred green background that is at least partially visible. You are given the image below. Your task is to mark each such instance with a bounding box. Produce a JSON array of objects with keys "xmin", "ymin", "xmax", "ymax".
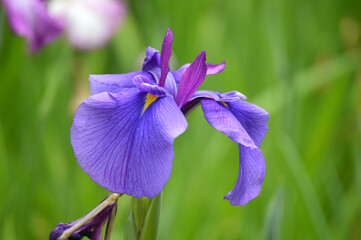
[{"xmin": 1, "ymin": 0, "xmax": 361, "ymax": 239}]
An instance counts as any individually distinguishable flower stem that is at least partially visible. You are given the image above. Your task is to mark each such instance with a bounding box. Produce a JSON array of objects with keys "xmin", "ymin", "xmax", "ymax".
[
  {"xmin": 125, "ymin": 192, "xmax": 162, "ymax": 240},
  {"xmin": 57, "ymin": 193, "xmax": 122, "ymax": 240}
]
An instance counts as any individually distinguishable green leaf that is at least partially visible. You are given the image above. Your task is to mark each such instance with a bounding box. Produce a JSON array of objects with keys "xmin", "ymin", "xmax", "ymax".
[
  {"xmin": 262, "ymin": 187, "xmax": 284, "ymax": 240},
  {"xmin": 124, "ymin": 209, "xmax": 138, "ymax": 240},
  {"xmin": 131, "ymin": 196, "xmax": 152, "ymax": 233},
  {"xmin": 139, "ymin": 192, "xmax": 162, "ymax": 240}
]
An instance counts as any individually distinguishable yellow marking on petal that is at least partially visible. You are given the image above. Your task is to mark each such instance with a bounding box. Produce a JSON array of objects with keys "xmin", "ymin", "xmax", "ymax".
[
  {"xmin": 143, "ymin": 93, "xmax": 158, "ymax": 113},
  {"xmin": 220, "ymin": 101, "xmax": 227, "ymax": 107}
]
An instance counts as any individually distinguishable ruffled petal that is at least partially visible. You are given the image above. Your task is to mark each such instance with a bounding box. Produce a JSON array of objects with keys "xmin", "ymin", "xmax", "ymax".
[
  {"xmin": 224, "ymin": 145, "xmax": 266, "ymax": 205},
  {"xmin": 227, "ymin": 100, "xmax": 269, "ymax": 147},
  {"xmin": 133, "ymin": 75, "xmax": 167, "ymax": 97},
  {"xmin": 200, "ymin": 99, "xmax": 256, "ymax": 148},
  {"xmin": 142, "ymin": 47, "xmax": 161, "ymax": 80},
  {"xmin": 200, "ymin": 97, "xmax": 268, "ymax": 205},
  {"xmin": 181, "ymin": 90, "xmax": 246, "ymax": 117},
  {"xmin": 3, "ymin": 0, "xmax": 63, "ymax": 51},
  {"xmin": 176, "ymin": 51, "xmax": 207, "ymax": 108},
  {"xmin": 89, "ymin": 72, "xmax": 154, "ymax": 95},
  {"xmin": 190, "ymin": 90, "xmax": 247, "ymax": 102},
  {"xmin": 71, "ymin": 91, "xmax": 188, "ymax": 198}
]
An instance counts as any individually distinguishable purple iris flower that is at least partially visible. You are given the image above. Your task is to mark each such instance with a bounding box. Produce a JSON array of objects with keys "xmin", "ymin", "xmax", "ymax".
[
  {"xmin": 71, "ymin": 29, "xmax": 269, "ymax": 205},
  {"xmin": 1, "ymin": 0, "xmax": 63, "ymax": 51}
]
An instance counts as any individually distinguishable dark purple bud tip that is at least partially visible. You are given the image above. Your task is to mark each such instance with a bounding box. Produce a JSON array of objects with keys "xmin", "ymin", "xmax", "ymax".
[{"xmin": 49, "ymin": 194, "xmax": 122, "ymax": 240}]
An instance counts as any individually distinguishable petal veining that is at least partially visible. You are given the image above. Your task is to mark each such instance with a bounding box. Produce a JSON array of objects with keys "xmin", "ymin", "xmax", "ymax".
[
  {"xmin": 71, "ymin": 91, "xmax": 188, "ymax": 197},
  {"xmin": 200, "ymin": 99, "xmax": 256, "ymax": 148}
]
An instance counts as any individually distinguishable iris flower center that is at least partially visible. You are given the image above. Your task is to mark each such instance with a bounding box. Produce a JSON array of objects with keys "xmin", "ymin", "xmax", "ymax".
[{"xmin": 143, "ymin": 93, "xmax": 158, "ymax": 113}]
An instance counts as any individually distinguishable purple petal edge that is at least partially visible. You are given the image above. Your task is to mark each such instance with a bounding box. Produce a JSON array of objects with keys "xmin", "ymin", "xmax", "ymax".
[
  {"xmin": 133, "ymin": 75, "xmax": 167, "ymax": 97},
  {"xmin": 200, "ymin": 98, "xmax": 268, "ymax": 206},
  {"xmin": 206, "ymin": 61, "xmax": 226, "ymax": 75},
  {"xmin": 224, "ymin": 145, "xmax": 266, "ymax": 205}
]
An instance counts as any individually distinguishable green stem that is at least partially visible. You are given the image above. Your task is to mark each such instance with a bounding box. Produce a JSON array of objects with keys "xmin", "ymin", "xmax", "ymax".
[{"xmin": 125, "ymin": 192, "xmax": 163, "ymax": 240}]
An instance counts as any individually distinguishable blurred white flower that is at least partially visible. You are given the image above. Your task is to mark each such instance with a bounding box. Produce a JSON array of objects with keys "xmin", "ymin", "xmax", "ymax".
[{"xmin": 48, "ymin": 0, "xmax": 127, "ymax": 50}]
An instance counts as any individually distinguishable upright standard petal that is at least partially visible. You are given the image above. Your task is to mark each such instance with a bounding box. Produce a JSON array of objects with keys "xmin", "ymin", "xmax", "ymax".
[
  {"xmin": 142, "ymin": 47, "xmax": 161, "ymax": 80},
  {"xmin": 176, "ymin": 51, "xmax": 207, "ymax": 108},
  {"xmin": 173, "ymin": 61, "xmax": 226, "ymax": 84},
  {"xmin": 89, "ymin": 72, "xmax": 154, "ymax": 95},
  {"xmin": 71, "ymin": 91, "xmax": 188, "ymax": 198},
  {"xmin": 159, "ymin": 28, "xmax": 173, "ymax": 87},
  {"xmin": 200, "ymin": 97, "xmax": 268, "ymax": 205},
  {"xmin": 48, "ymin": 0, "xmax": 127, "ymax": 50},
  {"xmin": 2, "ymin": 0, "xmax": 63, "ymax": 51}
]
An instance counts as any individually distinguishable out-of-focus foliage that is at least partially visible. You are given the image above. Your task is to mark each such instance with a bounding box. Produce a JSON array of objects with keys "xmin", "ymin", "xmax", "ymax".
[{"xmin": 0, "ymin": 0, "xmax": 360, "ymax": 239}]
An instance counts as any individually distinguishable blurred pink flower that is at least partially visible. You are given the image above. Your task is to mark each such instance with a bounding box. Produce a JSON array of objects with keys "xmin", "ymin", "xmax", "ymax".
[
  {"xmin": 48, "ymin": 0, "xmax": 127, "ymax": 50},
  {"xmin": 2, "ymin": 0, "xmax": 127, "ymax": 51},
  {"xmin": 1, "ymin": 0, "xmax": 63, "ymax": 51}
]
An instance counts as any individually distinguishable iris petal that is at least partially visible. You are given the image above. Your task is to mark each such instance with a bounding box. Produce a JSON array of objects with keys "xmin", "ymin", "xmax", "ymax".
[
  {"xmin": 200, "ymin": 99, "xmax": 256, "ymax": 148},
  {"xmin": 142, "ymin": 47, "xmax": 161, "ymax": 80},
  {"xmin": 206, "ymin": 61, "xmax": 226, "ymax": 75},
  {"xmin": 159, "ymin": 28, "xmax": 173, "ymax": 87},
  {"xmin": 173, "ymin": 61, "xmax": 226, "ymax": 84},
  {"xmin": 199, "ymin": 96, "xmax": 268, "ymax": 205},
  {"xmin": 71, "ymin": 91, "xmax": 188, "ymax": 197},
  {"xmin": 89, "ymin": 72, "xmax": 154, "ymax": 95},
  {"xmin": 176, "ymin": 51, "xmax": 207, "ymax": 108},
  {"xmin": 133, "ymin": 75, "xmax": 167, "ymax": 97},
  {"xmin": 227, "ymin": 100, "xmax": 269, "ymax": 147},
  {"xmin": 224, "ymin": 145, "xmax": 266, "ymax": 205}
]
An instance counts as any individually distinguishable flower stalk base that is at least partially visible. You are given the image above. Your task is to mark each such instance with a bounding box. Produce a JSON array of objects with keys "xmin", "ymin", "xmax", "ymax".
[{"xmin": 125, "ymin": 192, "xmax": 163, "ymax": 240}]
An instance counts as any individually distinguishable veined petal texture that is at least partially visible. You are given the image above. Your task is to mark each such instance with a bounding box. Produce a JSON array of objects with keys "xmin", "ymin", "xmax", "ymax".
[
  {"xmin": 71, "ymin": 91, "xmax": 188, "ymax": 198},
  {"xmin": 227, "ymin": 100, "xmax": 269, "ymax": 147}
]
